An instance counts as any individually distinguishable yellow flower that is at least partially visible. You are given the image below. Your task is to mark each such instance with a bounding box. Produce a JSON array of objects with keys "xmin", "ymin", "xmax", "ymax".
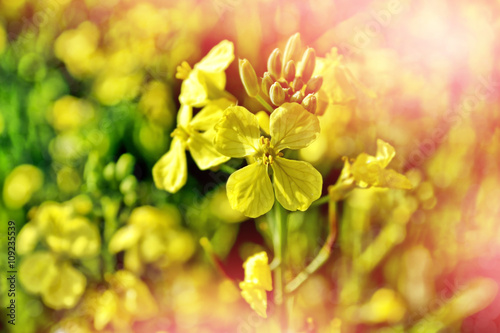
[
  {"xmin": 340, "ymin": 139, "xmax": 412, "ymax": 190},
  {"xmin": 214, "ymin": 103, "xmax": 323, "ymax": 218},
  {"xmin": 85, "ymin": 270, "xmax": 158, "ymax": 331},
  {"xmin": 177, "ymin": 40, "xmax": 234, "ymax": 107},
  {"xmin": 239, "ymin": 252, "xmax": 273, "ymax": 318},
  {"xmin": 153, "ymin": 99, "xmax": 232, "ymax": 193},
  {"xmin": 2, "ymin": 164, "xmax": 43, "ymax": 209},
  {"xmin": 17, "ymin": 202, "xmax": 100, "ymax": 310},
  {"xmin": 108, "ymin": 206, "xmax": 195, "ymax": 274}
]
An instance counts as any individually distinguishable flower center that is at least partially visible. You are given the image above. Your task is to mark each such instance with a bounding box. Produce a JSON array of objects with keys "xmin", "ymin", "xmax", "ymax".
[
  {"xmin": 171, "ymin": 126, "xmax": 190, "ymax": 141},
  {"xmin": 255, "ymin": 136, "xmax": 282, "ymax": 165}
]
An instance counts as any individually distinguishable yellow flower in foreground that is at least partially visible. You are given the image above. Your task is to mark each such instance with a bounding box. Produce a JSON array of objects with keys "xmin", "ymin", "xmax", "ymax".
[
  {"xmin": 341, "ymin": 139, "xmax": 412, "ymax": 189},
  {"xmin": 214, "ymin": 103, "xmax": 323, "ymax": 218},
  {"xmin": 17, "ymin": 202, "xmax": 100, "ymax": 310},
  {"xmin": 153, "ymin": 99, "xmax": 233, "ymax": 193},
  {"xmin": 177, "ymin": 40, "xmax": 234, "ymax": 107},
  {"xmin": 109, "ymin": 206, "xmax": 195, "ymax": 274},
  {"xmin": 239, "ymin": 252, "xmax": 273, "ymax": 318}
]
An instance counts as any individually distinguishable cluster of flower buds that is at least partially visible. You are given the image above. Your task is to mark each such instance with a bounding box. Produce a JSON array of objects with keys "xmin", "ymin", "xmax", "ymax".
[{"xmin": 239, "ymin": 33, "xmax": 323, "ymax": 114}]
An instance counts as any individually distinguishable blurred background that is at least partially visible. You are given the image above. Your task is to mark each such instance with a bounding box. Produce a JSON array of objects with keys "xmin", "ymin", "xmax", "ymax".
[{"xmin": 0, "ymin": 0, "xmax": 499, "ymax": 332}]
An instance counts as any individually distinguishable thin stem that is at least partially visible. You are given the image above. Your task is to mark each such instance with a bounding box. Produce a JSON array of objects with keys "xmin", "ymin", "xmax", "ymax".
[
  {"xmin": 219, "ymin": 164, "xmax": 237, "ymax": 174},
  {"xmin": 256, "ymin": 95, "xmax": 274, "ymax": 113},
  {"xmin": 286, "ymin": 200, "xmax": 338, "ymax": 294},
  {"xmin": 272, "ymin": 202, "xmax": 288, "ymax": 332},
  {"xmin": 311, "ymin": 195, "xmax": 329, "ymax": 207}
]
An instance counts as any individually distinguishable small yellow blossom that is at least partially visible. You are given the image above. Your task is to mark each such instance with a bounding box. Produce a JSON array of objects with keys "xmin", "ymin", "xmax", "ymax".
[
  {"xmin": 153, "ymin": 99, "xmax": 233, "ymax": 193},
  {"xmin": 239, "ymin": 252, "xmax": 273, "ymax": 318},
  {"xmin": 83, "ymin": 270, "xmax": 158, "ymax": 330},
  {"xmin": 339, "ymin": 139, "xmax": 412, "ymax": 190},
  {"xmin": 17, "ymin": 202, "xmax": 100, "ymax": 310},
  {"xmin": 108, "ymin": 206, "xmax": 195, "ymax": 274},
  {"xmin": 2, "ymin": 164, "xmax": 43, "ymax": 209},
  {"xmin": 177, "ymin": 40, "xmax": 235, "ymax": 107},
  {"xmin": 214, "ymin": 103, "xmax": 323, "ymax": 218}
]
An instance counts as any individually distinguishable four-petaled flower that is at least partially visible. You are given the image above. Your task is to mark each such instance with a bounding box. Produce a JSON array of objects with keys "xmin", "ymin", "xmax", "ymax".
[
  {"xmin": 214, "ymin": 102, "xmax": 323, "ymax": 218},
  {"xmin": 153, "ymin": 99, "xmax": 233, "ymax": 193}
]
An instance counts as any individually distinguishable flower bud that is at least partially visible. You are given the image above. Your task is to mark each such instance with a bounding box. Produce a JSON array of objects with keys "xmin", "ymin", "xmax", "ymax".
[
  {"xmin": 301, "ymin": 94, "xmax": 317, "ymax": 114},
  {"xmin": 290, "ymin": 90, "xmax": 304, "ymax": 104},
  {"xmin": 239, "ymin": 59, "xmax": 260, "ymax": 97},
  {"xmin": 299, "ymin": 48, "xmax": 316, "ymax": 83},
  {"xmin": 270, "ymin": 82, "xmax": 285, "ymax": 106},
  {"xmin": 305, "ymin": 75, "xmax": 323, "ymax": 95},
  {"xmin": 115, "ymin": 153, "xmax": 136, "ymax": 181},
  {"xmin": 267, "ymin": 48, "xmax": 282, "ymax": 79},
  {"xmin": 291, "ymin": 76, "xmax": 304, "ymax": 92},
  {"xmin": 283, "ymin": 60, "xmax": 296, "ymax": 82},
  {"xmin": 282, "ymin": 33, "xmax": 301, "ymax": 72},
  {"xmin": 261, "ymin": 72, "xmax": 274, "ymax": 97}
]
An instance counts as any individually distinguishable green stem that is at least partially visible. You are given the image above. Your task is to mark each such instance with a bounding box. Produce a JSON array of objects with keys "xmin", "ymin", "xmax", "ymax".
[
  {"xmin": 311, "ymin": 195, "xmax": 329, "ymax": 207},
  {"xmin": 272, "ymin": 202, "xmax": 288, "ymax": 331},
  {"xmin": 219, "ymin": 164, "xmax": 237, "ymax": 174},
  {"xmin": 256, "ymin": 95, "xmax": 274, "ymax": 113},
  {"xmin": 286, "ymin": 200, "xmax": 338, "ymax": 294}
]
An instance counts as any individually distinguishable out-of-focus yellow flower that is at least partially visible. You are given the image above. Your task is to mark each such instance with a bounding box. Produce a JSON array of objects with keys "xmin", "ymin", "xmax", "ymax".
[
  {"xmin": 17, "ymin": 202, "xmax": 100, "ymax": 310},
  {"xmin": 239, "ymin": 252, "xmax": 273, "ymax": 318},
  {"xmin": 177, "ymin": 40, "xmax": 234, "ymax": 107},
  {"xmin": 109, "ymin": 206, "xmax": 194, "ymax": 274},
  {"xmin": 153, "ymin": 99, "xmax": 233, "ymax": 193},
  {"xmin": 50, "ymin": 96, "xmax": 95, "ymax": 132},
  {"xmin": 214, "ymin": 103, "xmax": 322, "ymax": 218},
  {"xmin": 139, "ymin": 81, "xmax": 175, "ymax": 128},
  {"xmin": 54, "ymin": 21, "xmax": 103, "ymax": 78},
  {"xmin": 93, "ymin": 71, "xmax": 143, "ymax": 106},
  {"xmin": 358, "ymin": 288, "xmax": 406, "ymax": 323},
  {"xmin": 84, "ymin": 270, "xmax": 158, "ymax": 330},
  {"xmin": 339, "ymin": 139, "xmax": 412, "ymax": 190},
  {"xmin": 2, "ymin": 164, "xmax": 43, "ymax": 209}
]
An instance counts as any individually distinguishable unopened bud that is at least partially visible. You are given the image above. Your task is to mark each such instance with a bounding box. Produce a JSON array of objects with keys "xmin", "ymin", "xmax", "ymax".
[
  {"xmin": 270, "ymin": 82, "xmax": 285, "ymax": 106},
  {"xmin": 239, "ymin": 59, "xmax": 260, "ymax": 97},
  {"xmin": 291, "ymin": 76, "xmax": 304, "ymax": 92},
  {"xmin": 115, "ymin": 153, "xmax": 136, "ymax": 181},
  {"xmin": 261, "ymin": 72, "xmax": 274, "ymax": 97},
  {"xmin": 282, "ymin": 33, "xmax": 301, "ymax": 72},
  {"xmin": 267, "ymin": 48, "xmax": 282, "ymax": 79},
  {"xmin": 299, "ymin": 48, "xmax": 316, "ymax": 83},
  {"xmin": 290, "ymin": 90, "xmax": 304, "ymax": 104},
  {"xmin": 305, "ymin": 76, "xmax": 323, "ymax": 95},
  {"xmin": 284, "ymin": 60, "xmax": 296, "ymax": 82},
  {"xmin": 301, "ymin": 94, "xmax": 317, "ymax": 114}
]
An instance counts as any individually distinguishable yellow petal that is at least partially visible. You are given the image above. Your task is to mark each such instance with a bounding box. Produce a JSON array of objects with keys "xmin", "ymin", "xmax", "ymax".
[
  {"xmin": 190, "ymin": 98, "xmax": 234, "ymax": 132},
  {"xmin": 140, "ymin": 232, "xmax": 165, "ymax": 263},
  {"xmin": 179, "ymin": 69, "xmax": 209, "ymax": 107},
  {"xmin": 188, "ymin": 129, "xmax": 230, "ymax": 170},
  {"xmin": 108, "ymin": 225, "xmax": 141, "ymax": 253},
  {"xmin": 214, "ymin": 106, "xmax": 260, "ymax": 158},
  {"xmin": 176, "ymin": 104, "xmax": 192, "ymax": 129},
  {"xmin": 375, "ymin": 139, "xmax": 396, "ymax": 168},
  {"xmin": 242, "ymin": 252, "xmax": 272, "ymax": 291},
  {"xmin": 17, "ymin": 223, "xmax": 40, "ymax": 255},
  {"xmin": 42, "ymin": 261, "xmax": 86, "ymax": 310},
  {"xmin": 240, "ymin": 282, "xmax": 268, "ymax": 318},
  {"xmin": 94, "ymin": 290, "xmax": 118, "ymax": 330},
  {"xmin": 65, "ymin": 217, "xmax": 101, "ymax": 259},
  {"xmin": 270, "ymin": 102, "xmax": 320, "ymax": 151},
  {"xmin": 272, "ymin": 157, "xmax": 322, "ymax": 211},
  {"xmin": 124, "ymin": 245, "xmax": 143, "ymax": 274},
  {"xmin": 226, "ymin": 163, "xmax": 274, "ymax": 218},
  {"xmin": 195, "ymin": 40, "xmax": 234, "ymax": 73},
  {"xmin": 19, "ymin": 251, "xmax": 58, "ymax": 294},
  {"xmin": 152, "ymin": 137, "xmax": 187, "ymax": 193}
]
